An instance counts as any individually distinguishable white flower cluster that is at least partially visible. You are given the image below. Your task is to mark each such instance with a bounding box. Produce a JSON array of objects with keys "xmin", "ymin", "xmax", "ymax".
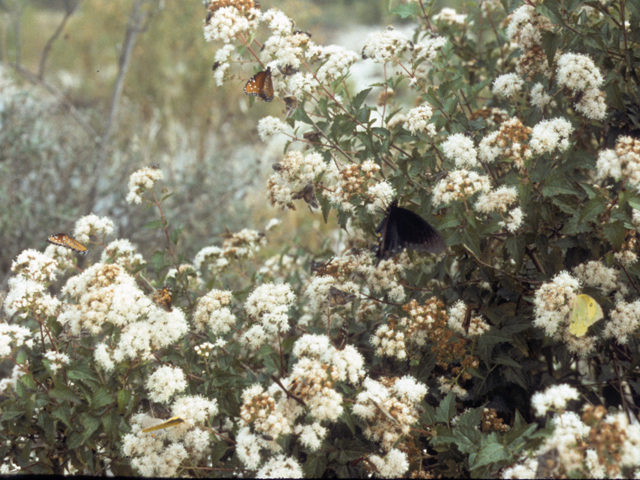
[
  {"xmin": 236, "ymin": 335, "xmax": 364, "ymax": 470},
  {"xmin": 261, "ymin": 21, "xmax": 311, "ymax": 72},
  {"xmin": 596, "ymin": 136, "xmax": 640, "ymax": 192},
  {"xmin": 4, "ymin": 276, "xmax": 60, "ymax": 319},
  {"xmin": 123, "ymin": 395, "xmax": 218, "ymax": 476},
  {"xmin": 530, "ymin": 82, "xmax": 553, "ymax": 110},
  {"xmin": 11, "ymin": 249, "xmax": 58, "ymax": 283},
  {"xmin": 492, "ymin": 73, "xmax": 524, "ymax": 98},
  {"xmin": 353, "ymin": 376, "xmax": 428, "ymax": 451},
  {"xmin": 432, "ymin": 169, "xmax": 492, "ymax": 207},
  {"xmin": 447, "ymin": 300, "xmax": 491, "ymax": 337},
  {"xmin": 43, "ymin": 351, "xmax": 70, "ymax": 374},
  {"xmin": 368, "ymin": 449, "xmax": 410, "ymax": 478},
  {"xmin": 572, "ymin": 261, "xmax": 625, "ymax": 297},
  {"xmin": 475, "ymin": 186, "xmax": 518, "ymax": 214},
  {"xmin": 478, "ymin": 117, "xmax": 532, "ymax": 167},
  {"xmin": 57, "ymin": 263, "xmax": 188, "ymax": 368},
  {"xmin": 193, "ymin": 289, "xmax": 236, "ymax": 333},
  {"xmin": 531, "ymin": 384, "xmax": 580, "ymax": 417},
  {"xmin": 366, "ymin": 181, "xmax": 395, "ymax": 213},
  {"xmin": 146, "ymin": 365, "xmax": 188, "ymax": 403},
  {"xmin": 73, "ymin": 214, "xmax": 115, "ymax": 244},
  {"xmin": 533, "ymin": 271, "xmax": 580, "ymax": 338},
  {"xmin": 203, "ymin": 5, "xmax": 259, "ymax": 44},
  {"xmin": 442, "ymin": 133, "xmax": 479, "ymax": 168},
  {"xmin": 362, "ymin": 27, "xmax": 411, "ymax": 64},
  {"xmin": 556, "ymin": 53, "xmax": 607, "ymax": 121},
  {"xmin": 100, "ymin": 239, "xmax": 145, "ymax": 269},
  {"xmin": 0, "ymin": 323, "xmax": 32, "ymax": 358},
  {"xmin": 433, "ymin": 7, "xmax": 467, "ymax": 25},
  {"xmin": 241, "ymin": 283, "xmax": 295, "ymax": 349},
  {"xmin": 194, "ymin": 228, "xmax": 266, "ymax": 272},
  {"xmin": 257, "ymin": 116, "xmax": 288, "ymax": 141},
  {"xmin": 603, "ymin": 300, "xmax": 640, "ymax": 345},
  {"xmin": 404, "ymin": 104, "xmax": 436, "ymax": 136},
  {"xmin": 503, "ymin": 400, "xmax": 640, "ymax": 479},
  {"xmin": 126, "ymin": 167, "xmax": 164, "ymax": 204},
  {"xmin": 267, "ymin": 150, "xmax": 326, "ymax": 208},
  {"xmin": 305, "ymin": 43, "xmax": 359, "ymax": 84},
  {"xmin": 529, "ymin": 118, "xmax": 574, "ymax": 156},
  {"xmin": 413, "ymin": 35, "xmax": 447, "ymax": 63}
]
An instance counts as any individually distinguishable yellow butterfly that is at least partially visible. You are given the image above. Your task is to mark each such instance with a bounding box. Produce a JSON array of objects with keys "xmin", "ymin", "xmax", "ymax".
[
  {"xmin": 569, "ymin": 294, "xmax": 604, "ymax": 337},
  {"xmin": 141, "ymin": 416, "xmax": 185, "ymax": 433}
]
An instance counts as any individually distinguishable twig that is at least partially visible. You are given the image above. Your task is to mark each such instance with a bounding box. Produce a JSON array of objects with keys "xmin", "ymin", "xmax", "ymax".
[
  {"xmin": 270, "ymin": 374, "xmax": 307, "ymax": 408},
  {"xmin": 38, "ymin": 0, "xmax": 77, "ymax": 79}
]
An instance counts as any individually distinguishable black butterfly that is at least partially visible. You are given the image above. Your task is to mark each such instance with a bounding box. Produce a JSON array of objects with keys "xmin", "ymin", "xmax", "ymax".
[{"xmin": 375, "ymin": 199, "xmax": 445, "ymax": 261}]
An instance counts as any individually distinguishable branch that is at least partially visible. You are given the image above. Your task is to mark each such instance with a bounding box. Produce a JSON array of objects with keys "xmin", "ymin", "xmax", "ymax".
[{"xmin": 38, "ymin": 0, "xmax": 77, "ymax": 79}]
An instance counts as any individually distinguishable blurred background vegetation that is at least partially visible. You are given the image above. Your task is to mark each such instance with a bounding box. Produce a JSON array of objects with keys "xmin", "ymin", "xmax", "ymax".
[{"xmin": 2, "ymin": 0, "xmax": 453, "ymax": 284}]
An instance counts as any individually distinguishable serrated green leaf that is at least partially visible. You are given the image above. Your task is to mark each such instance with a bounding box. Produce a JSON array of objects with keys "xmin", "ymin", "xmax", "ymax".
[
  {"xmin": 470, "ymin": 442, "xmax": 510, "ymax": 470},
  {"xmin": 303, "ymin": 454, "xmax": 327, "ymax": 478},
  {"xmin": 81, "ymin": 416, "xmax": 101, "ymax": 444},
  {"xmin": 578, "ymin": 197, "xmax": 605, "ymax": 223},
  {"xmin": 435, "ymin": 393, "xmax": 456, "ymax": 423},
  {"xmin": 117, "ymin": 389, "xmax": 132, "ymax": 415},
  {"xmin": 603, "ymin": 220, "xmax": 625, "ymax": 248},
  {"xmin": 210, "ymin": 441, "xmax": 228, "ymax": 466},
  {"xmin": 93, "ymin": 387, "xmax": 114, "ymax": 409}
]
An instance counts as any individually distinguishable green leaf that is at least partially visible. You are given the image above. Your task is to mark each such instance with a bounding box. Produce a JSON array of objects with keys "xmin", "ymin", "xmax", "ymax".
[
  {"xmin": 470, "ymin": 442, "xmax": 510, "ymax": 470},
  {"xmin": 435, "ymin": 393, "xmax": 456, "ymax": 423},
  {"xmin": 210, "ymin": 441, "xmax": 228, "ymax": 466},
  {"xmin": 578, "ymin": 197, "xmax": 605, "ymax": 223},
  {"xmin": 92, "ymin": 387, "xmax": 114, "ymax": 409},
  {"xmin": 603, "ymin": 220, "xmax": 625, "ymax": 248},
  {"xmin": 351, "ymin": 88, "xmax": 372, "ymax": 112},
  {"xmin": 67, "ymin": 367, "xmax": 99, "ymax": 383},
  {"xmin": 389, "ymin": 3, "xmax": 419, "ymax": 18},
  {"xmin": 303, "ymin": 454, "xmax": 327, "ymax": 478},
  {"xmin": 340, "ymin": 407, "xmax": 356, "ymax": 435},
  {"xmin": 170, "ymin": 224, "xmax": 184, "ymax": 245},
  {"xmin": 80, "ymin": 416, "xmax": 102, "ymax": 444},
  {"xmin": 117, "ymin": 389, "xmax": 132, "ymax": 415},
  {"xmin": 143, "ymin": 220, "xmax": 164, "ymax": 230},
  {"xmin": 49, "ymin": 384, "xmax": 81, "ymax": 404}
]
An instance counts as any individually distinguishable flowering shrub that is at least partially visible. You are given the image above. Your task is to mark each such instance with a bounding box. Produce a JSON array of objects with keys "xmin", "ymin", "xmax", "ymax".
[{"xmin": 3, "ymin": 0, "xmax": 640, "ymax": 478}]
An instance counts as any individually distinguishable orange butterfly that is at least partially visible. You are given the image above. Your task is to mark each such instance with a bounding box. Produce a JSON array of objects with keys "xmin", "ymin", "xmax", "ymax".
[
  {"xmin": 46, "ymin": 233, "xmax": 89, "ymax": 254},
  {"xmin": 153, "ymin": 284, "xmax": 173, "ymax": 312},
  {"xmin": 244, "ymin": 67, "xmax": 274, "ymax": 102}
]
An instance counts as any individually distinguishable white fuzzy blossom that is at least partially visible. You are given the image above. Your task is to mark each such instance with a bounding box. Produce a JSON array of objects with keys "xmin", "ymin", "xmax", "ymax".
[
  {"xmin": 257, "ymin": 116, "xmax": 288, "ymax": 141},
  {"xmin": 603, "ymin": 300, "xmax": 640, "ymax": 344},
  {"xmin": 305, "ymin": 44, "xmax": 358, "ymax": 84},
  {"xmin": 475, "ymin": 186, "xmax": 518, "ymax": 214},
  {"xmin": 492, "ymin": 73, "xmax": 524, "ymax": 98},
  {"xmin": 193, "ymin": 289, "xmax": 236, "ymax": 334},
  {"xmin": 126, "ymin": 167, "xmax": 163, "ymax": 204},
  {"xmin": 241, "ymin": 283, "xmax": 295, "ymax": 349},
  {"xmin": 11, "ymin": 249, "xmax": 58, "ymax": 283},
  {"xmin": 369, "ymin": 448, "xmax": 410, "ymax": 478},
  {"xmin": 203, "ymin": 5, "xmax": 259, "ymax": 44},
  {"xmin": 533, "ymin": 271, "xmax": 580, "ymax": 338},
  {"xmin": 4, "ymin": 276, "xmax": 60, "ymax": 318},
  {"xmin": 531, "ymin": 384, "xmax": 580, "ymax": 416},
  {"xmin": 362, "ymin": 27, "xmax": 411, "ymax": 63},
  {"xmin": 556, "ymin": 53, "xmax": 604, "ymax": 92},
  {"xmin": 146, "ymin": 365, "xmax": 188, "ymax": 403},
  {"xmin": 432, "ymin": 169, "xmax": 491, "ymax": 207},
  {"xmin": 404, "ymin": 104, "xmax": 436, "ymax": 136},
  {"xmin": 366, "ymin": 181, "xmax": 395, "ymax": 213},
  {"xmin": 256, "ymin": 455, "xmax": 303, "ymax": 479},
  {"xmin": 596, "ymin": 136, "xmax": 640, "ymax": 192},
  {"xmin": 499, "ymin": 207, "xmax": 524, "ymax": 233},
  {"xmin": 530, "ymin": 82, "xmax": 552, "ymax": 110},
  {"xmin": 529, "ymin": 118, "xmax": 574, "ymax": 156},
  {"xmin": 413, "ymin": 35, "xmax": 447, "ymax": 63},
  {"xmin": 442, "ymin": 133, "xmax": 478, "ymax": 168},
  {"xmin": 73, "ymin": 214, "xmax": 115, "ymax": 244}
]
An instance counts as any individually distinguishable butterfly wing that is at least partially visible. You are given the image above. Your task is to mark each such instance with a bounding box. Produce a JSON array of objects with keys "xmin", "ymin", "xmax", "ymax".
[
  {"xmin": 376, "ymin": 200, "xmax": 444, "ymax": 260},
  {"xmin": 47, "ymin": 233, "xmax": 89, "ymax": 254},
  {"xmin": 393, "ymin": 205, "xmax": 445, "ymax": 254},
  {"xmin": 244, "ymin": 68, "xmax": 274, "ymax": 102}
]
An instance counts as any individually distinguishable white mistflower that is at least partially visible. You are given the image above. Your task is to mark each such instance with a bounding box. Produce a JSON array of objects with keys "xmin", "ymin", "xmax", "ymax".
[
  {"xmin": 126, "ymin": 167, "xmax": 163, "ymax": 204},
  {"xmin": 492, "ymin": 73, "xmax": 524, "ymax": 98},
  {"xmin": 574, "ymin": 88, "xmax": 607, "ymax": 121},
  {"xmin": 193, "ymin": 289, "xmax": 236, "ymax": 334},
  {"xmin": 146, "ymin": 365, "xmax": 188, "ymax": 404},
  {"xmin": 413, "ymin": 35, "xmax": 447, "ymax": 63},
  {"xmin": 4, "ymin": 276, "xmax": 60, "ymax": 318},
  {"xmin": 256, "ymin": 454, "xmax": 303, "ymax": 479},
  {"xmin": 433, "ymin": 7, "xmax": 467, "ymax": 25},
  {"xmin": 203, "ymin": 6, "xmax": 259, "ymax": 44},
  {"xmin": 432, "ymin": 169, "xmax": 491, "ymax": 207},
  {"xmin": 262, "ymin": 8, "xmax": 294, "ymax": 36},
  {"xmin": 441, "ymin": 133, "xmax": 478, "ymax": 168},
  {"xmin": 529, "ymin": 118, "xmax": 573, "ymax": 155},
  {"xmin": 475, "ymin": 186, "xmax": 518, "ymax": 214},
  {"xmin": 533, "ymin": 271, "xmax": 580, "ymax": 338},
  {"xmin": 404, "ymin": 104, "xmax": 436, "ymax": 136},
  {"xmin": 531, "ymin": 384, "xmax": 580, "ymax": 416},
  {"xmin": 257, "ymin": 116, "xmax": 288, "ymax": 141},
  {"xmin": 369, "ymin": 448, "xmax": 409, "ymax": 478},
  {"xmin": 73, "ymin": 214, "xmax": 115, "ymax": 244},
  {"xmin": 499, "ymin": 207, "xmax": 524, "ymax": 233},
  {"xmin": 362, "ymin": 27, "xmax": 411, "ymax": 63},
  {"xmin": 305, "ymin": 44, "xmax": 358, "ymax": 84},
  {"xmin": 595, "ymin": 148, "xmax": 622, "ymax": 180},
  {"xmin": 530, "ymin": 83, "xmax": 552, "ymax": 110},
  {"xmin": 43, "ymin": 351, "xmax": 70, "ymax": 374},
  {"xmin": 556, "ymin": 53, "xmax": 604, "ymax": 92},
  {"xmin": 367, "ymin": 181, "xmax": 395, "ymax": 213},
  {"xmin": 11, "ymin": 249, "xmax": 58, "ymax": 283},
  {"xmin": 0, "ymin": 324, "xmax": 32, "ymax": 357}
]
